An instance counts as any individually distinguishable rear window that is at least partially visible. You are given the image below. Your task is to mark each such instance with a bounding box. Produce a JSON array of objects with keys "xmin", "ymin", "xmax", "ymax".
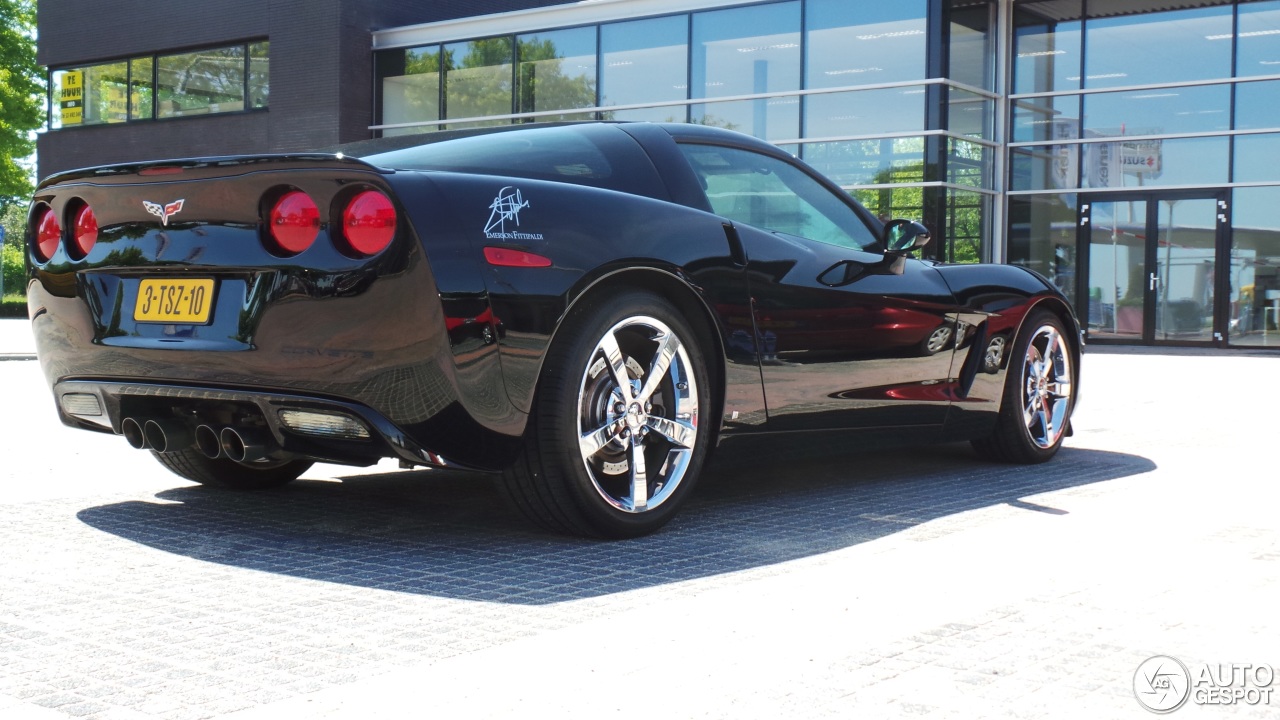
[{"xmin": 360, "ymin": 125, "xmax": 619, "ymax": 183}]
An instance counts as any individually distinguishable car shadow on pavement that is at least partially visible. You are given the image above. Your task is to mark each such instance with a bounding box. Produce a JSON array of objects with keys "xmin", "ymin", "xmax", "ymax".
[{"xmin": 75, "ymin": 443, "xmax": 1154, "ymax": 606}]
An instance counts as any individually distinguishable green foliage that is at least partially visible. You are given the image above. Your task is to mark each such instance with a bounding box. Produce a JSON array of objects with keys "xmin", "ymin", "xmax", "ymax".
[
  {"xmin": 1, "ymin": 202, "xmax": 25, "ymax": 248},
  {"xmin": 395, "ymin": 38, "xmax": 598, "ymax": 130},
  {"xmin": 0, "ymin": 292, "xmax": 26, "ymax": 317},
  {"xmin": 0, "ymin": 0, "xmax": 42, "ymax": 209},
  {"xmin": 2, "ymin": 243, "xmax": 25, "ymax": 297},
  {"xmin": 1, "ymin": 202, "xmax": 26, "ymax": 297}
]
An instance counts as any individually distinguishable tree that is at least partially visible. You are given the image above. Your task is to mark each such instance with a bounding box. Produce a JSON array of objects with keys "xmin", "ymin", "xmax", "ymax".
[{"xmin": 0, "ymin": 0, "xmax": 42, "ymax": 211}]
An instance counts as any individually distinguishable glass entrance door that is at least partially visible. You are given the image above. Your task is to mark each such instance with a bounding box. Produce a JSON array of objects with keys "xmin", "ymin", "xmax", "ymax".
[
  {"xmin": 1085, "ymin": 198, "xmax": 1148, "ymax": 341},
  {"xmin": 1082, "ymin": 193, "xmax": 1224, "ymax": 345}
]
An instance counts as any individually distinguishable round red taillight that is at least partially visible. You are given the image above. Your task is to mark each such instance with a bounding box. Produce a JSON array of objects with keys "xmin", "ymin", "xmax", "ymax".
[
  {"xmin": 70, "ymin": 204, "xmax": 98, "ymax": 258},
  {"xmin": 341, "ymin": 190, "xmax": 396, "ymax": 257},
  {"xmin": 268, "ymin": 191, "xmax": 320, "ymax": 255},
  {"xmin": 34, "ymin": 207, "xmax": 61, "ymax": 262}
]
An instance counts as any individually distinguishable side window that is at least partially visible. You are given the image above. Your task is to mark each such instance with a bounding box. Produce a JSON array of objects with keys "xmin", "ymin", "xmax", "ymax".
[{"xmin": 678, "ymin": 143, "xmax": 878, "ymax": 251}]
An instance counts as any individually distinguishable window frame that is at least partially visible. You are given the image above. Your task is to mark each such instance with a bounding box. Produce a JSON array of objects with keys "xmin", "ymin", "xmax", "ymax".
[{"xmin": 47, "ymin": 39, "xmax": 269, "ymax": 131}]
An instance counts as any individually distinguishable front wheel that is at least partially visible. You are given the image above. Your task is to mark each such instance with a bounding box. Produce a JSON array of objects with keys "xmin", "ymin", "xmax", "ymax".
[
  {"xmin": 500, "ymin": 289, "xmax": 712, "ymax": 538},
  {"xmin": 971, "ymin": 311, "xmax": 1075, "ymax": 464}
]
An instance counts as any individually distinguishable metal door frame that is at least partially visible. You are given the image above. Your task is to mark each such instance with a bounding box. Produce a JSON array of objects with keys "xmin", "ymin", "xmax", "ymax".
[{"xmin": 1077, "ymin": 189, "xmax": 1229, "ymax": 347}]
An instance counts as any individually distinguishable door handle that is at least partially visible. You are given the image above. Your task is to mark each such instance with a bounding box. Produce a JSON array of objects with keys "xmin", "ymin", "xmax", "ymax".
[{"xmin": 1149, "ymin": 273, "xmax": 1159, "ymax": 291}]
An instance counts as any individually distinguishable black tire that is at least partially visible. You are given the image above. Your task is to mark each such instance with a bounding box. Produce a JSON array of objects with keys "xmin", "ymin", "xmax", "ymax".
[
  {"xmin": 971, "ymin": 310, "xmax": 1076, "ymax": 464},
  {"xmin": 151, "ymin": 448, "xmax": 312, "ymax": 490},
  {"xmin": 499, "ymin": 289, "xmax": 713, "ymax": 539}
]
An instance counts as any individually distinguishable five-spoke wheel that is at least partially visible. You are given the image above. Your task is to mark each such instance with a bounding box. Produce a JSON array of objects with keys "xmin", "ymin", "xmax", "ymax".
[
  {"xmin": 501, "ymin": 289, "xmax": 711, "ymax": 538},
  {"xmin": 972, "ymin": 310, "xmax": 1075, "ymax": 464},
  {"xmin": 1020, "ymin": 323, "xmax": 1072, "ymax": 450},
  {"xmin": 576, "ymin": 315, "xmax": 700, "ymax": 515}
]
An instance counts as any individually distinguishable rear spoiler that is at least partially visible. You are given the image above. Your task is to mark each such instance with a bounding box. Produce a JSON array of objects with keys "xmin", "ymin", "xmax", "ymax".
[{"xmin": 37, "ymin": 153, "xmax": 387, "ymax": 191}]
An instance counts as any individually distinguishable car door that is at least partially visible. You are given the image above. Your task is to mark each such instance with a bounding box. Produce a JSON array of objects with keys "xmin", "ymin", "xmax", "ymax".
[{"xmin": 676, "ymin": 141, "xmax": 962, "ymax": 432}]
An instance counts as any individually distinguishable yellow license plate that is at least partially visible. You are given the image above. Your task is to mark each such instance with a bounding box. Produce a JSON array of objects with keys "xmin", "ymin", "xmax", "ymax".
[{"xmin": 134, "ymin": 278, "xmax": 216, "ymax": 324}]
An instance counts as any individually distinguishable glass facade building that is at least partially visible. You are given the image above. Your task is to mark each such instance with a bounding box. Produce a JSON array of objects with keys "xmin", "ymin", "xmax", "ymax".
[
  {"xmin": 371, "ymin": 0, "xmax": 1280, "ymax": 349},
  {"xmin": 373, "ymin": 0, "xmax": 1002, "ymax": 269}
]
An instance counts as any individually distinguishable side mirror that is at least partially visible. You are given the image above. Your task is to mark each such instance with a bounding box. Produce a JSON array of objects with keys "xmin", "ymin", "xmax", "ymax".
[{"xmin": 883, "ymin": 219, "xmax": 931, "ymax": 255}]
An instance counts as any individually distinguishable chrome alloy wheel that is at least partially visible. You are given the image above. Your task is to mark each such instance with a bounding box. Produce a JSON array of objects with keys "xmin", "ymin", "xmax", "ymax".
[
  {"xmin": 1021, "ymin": 323, "xmax": 1073, "ymax": 449},
  {"xmin": 576, "ymin": 315, "xmax": 699, "ymax": 514}
]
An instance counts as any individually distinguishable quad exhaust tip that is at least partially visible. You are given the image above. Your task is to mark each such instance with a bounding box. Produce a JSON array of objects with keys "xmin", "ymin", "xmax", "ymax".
[
  {"xmin": 143, "ymin": 419, "xmax": 192, "ymax": 454},
  {"xmin": 195, "ymin": 424, "xmax": 223, "ymax": 459},
  {"xmin": 123, "ymin": 417, "xmax": 196, "ymax": 453},
  {"xmin": 121, "ymin": 417, "xmax": 148, "ymax": 450}
]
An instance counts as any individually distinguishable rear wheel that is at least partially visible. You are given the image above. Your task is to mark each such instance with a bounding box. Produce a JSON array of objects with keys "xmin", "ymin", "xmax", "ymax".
[
  {"xmin": 151, "ymin": 448, "xmax": 312, "ymax": 490},
  {"xmin": 971, "ymin": 311, "xmax": 1075, "ymax": 464},
  {"xmin": 500, "ymin": 290, "xmax": 712, "ymax": 538}
]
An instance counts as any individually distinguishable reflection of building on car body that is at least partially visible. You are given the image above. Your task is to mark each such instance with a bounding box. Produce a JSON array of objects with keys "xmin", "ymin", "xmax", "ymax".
[{"xmin": 25, "ymin": 122, "xmax": 1081, "ymax": 538}]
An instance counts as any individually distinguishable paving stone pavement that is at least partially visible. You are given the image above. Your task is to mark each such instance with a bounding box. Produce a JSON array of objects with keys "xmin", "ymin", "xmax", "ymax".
[{"xmin": 0, "ymin": 342, "xmax": 1276, "ymax": 719}]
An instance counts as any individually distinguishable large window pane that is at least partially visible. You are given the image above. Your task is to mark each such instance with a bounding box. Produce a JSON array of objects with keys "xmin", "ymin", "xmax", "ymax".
[
  {"xmin": 1234, "ymin": 133, "xmax": 1280, "ymax": 183},
  {"xmin": 948, "ymin": 138, "xmax": 991, "ymax": 189},
  {"xmin": 158, "ymin": 47, "xmax": 246, "ymax": 118},
  {"xmin": 129, "ymin": 58, "xmax": 153, "ymax": 120},
  {"xmin": 1008, "ymin": 193, "xmax": 1078, "ymax": 306},
  {"xmin": 949, "ymin": 1, "xmax": 995, "ymax": 90},
  {"xmin": 691, "ymin": 2, "xmax": 800, "ymax": 140},
  {"xmin": 517, "ymin": 27, "xmax": 596, "ymax": 118},
  {"xmin": 600, "ymin": 16, "xmax": 688, "ymax": 122},
  {"xmin": 444, "ymin": 37, "xmax": 513, "ymax": 124},
  {"xmin": 804, "ymin": 87, "xmax": 924, "ymax": 138},
  {"xmin": 949, "ymin": 88, "xmax": 994, "ymax": 139},
  {"xmin": 803, "ymin": 137, "xmax": 926, "ymax": 188},
  {"xmin": 805, "ymin": 0, "xmax": 926, "ymax": 87},
  {"xmin": 1083, "ymin": 136, "xmax": 1228, "ymax": 188},
  {"xmin": 380, "ymin": 46, "xmax": 442, "ymax": 136},
  {"xmin": 1235, "ymin": 79, "xmax": 1280, "ymax": 130},
  {"xmin": 1237, "ymin": 0, "xmax": 1280, "ymax": 77},
  {"xmin": 1083, "ymin": 84, "xmax": 1231, "ymax": 136},
  {"xmin": 1083, "ymin": 5, "xmax": 1232, "ymax": 89},
  {"xmin": 1013, "ymin": 0, "xmax": 1082, "ymax": 94},
  {"xmin": 1012, "ymin": 94, "xmax": 1079, "ymax": 143},
  {"xmin": 1011, "ymin": 144, "xmax": 1080, "ymax": 191},
  {"xmin": 74, "ymin": 62, "xmax": 130, "ymax": 126},
  {"xmin": 54, "ymin": 63, "xmax": 131, "ymax": 127},
  {"xmin": 852, "ymin": 185, "xmax": 924, "ymax": 226},
  {"xmin": 945, "ymin": 188, "xmax": 989, "ymax": 263},
  {"xmin": 1229, "ymin": 186, "xmax": 1280, "ymax": 347}
]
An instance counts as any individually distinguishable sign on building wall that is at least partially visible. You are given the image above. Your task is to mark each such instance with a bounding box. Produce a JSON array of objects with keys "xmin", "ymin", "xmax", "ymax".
[
  {"xmin": 60, "ymin": 71, "xmax": 83, "ymax": 125},
  {"xmin": 1085, "ymin": 128, "xmax": 1163, "ymax": 188}
]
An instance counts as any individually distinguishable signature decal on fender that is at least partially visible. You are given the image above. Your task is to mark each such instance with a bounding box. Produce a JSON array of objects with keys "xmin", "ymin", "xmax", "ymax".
[
  {"xmin": 143, "ymin": 199, "xmax": 185, "ymax": 226},
  {"xmin": 484, "ymin": 186, "xmax": 544, "ymax": 241}
]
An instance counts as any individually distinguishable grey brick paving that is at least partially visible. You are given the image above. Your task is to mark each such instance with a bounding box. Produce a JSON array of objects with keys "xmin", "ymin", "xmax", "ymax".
[{"xmin": 0, "ymin": 349, "xmax": 1277, "ymax": 718}]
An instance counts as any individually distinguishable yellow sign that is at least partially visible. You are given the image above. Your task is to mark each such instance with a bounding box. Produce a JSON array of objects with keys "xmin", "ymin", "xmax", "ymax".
[
  {"xmin": 60, "ymin": 71, "xmax": 83, "ymax": 125},
  {"xmin": 134, "ymin": 279, "xmax": 216, "ymax": 324},
  {"xmin": 105, "ymin": 83, "xmax": 127, "ymax": 123}
]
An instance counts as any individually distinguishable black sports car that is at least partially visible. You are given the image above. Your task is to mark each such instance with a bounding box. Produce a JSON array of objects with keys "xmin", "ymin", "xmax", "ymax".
[{"xmin": 25, "ymin": 122, "xmax": 1080, "ymax": 538}]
